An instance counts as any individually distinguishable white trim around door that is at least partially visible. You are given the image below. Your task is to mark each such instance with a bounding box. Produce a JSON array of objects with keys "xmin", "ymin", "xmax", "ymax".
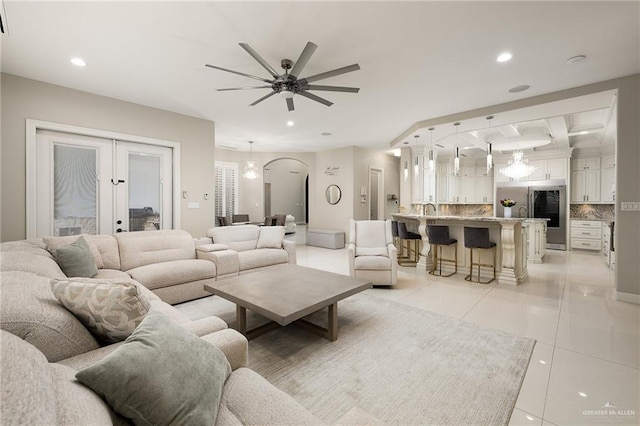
[{"xmin": 26, "ymin": 119, "xmax": 181, "ymax": 238}]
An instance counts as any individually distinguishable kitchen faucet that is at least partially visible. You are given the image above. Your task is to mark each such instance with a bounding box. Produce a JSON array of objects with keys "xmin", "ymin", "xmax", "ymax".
[
  {"xmin": 423, "ymin": 203, "xmax": 437, "ymax": 215},
  {"xmin": 518, "ymin": 206, "xmax": 528, "ymax": 218}
]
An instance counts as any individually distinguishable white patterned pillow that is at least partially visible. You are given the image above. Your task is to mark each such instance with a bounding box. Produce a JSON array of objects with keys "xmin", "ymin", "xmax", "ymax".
[{"xmin": 50, "ymin": 279, "xmax": 151, "ymax": 344}]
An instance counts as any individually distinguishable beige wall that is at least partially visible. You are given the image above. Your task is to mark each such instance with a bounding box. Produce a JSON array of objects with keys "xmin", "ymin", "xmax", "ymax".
[
  {"xmin": 313, "ymin": 146, "xmax": 355, "ymax": 234},
  {"xmin": 403, "ymin": 74, "xmax": 640, "ymax": 299},
  {"xmin": 1, "ymin": 73, "xmax": 216, "ymax": 241},
  {"xmin": 214, "ymin": 149, "xmax": 315, "ymax": 225},
  {"xmin": 353, "ymin": 147, "xmax": 400, "ymax": 221}
]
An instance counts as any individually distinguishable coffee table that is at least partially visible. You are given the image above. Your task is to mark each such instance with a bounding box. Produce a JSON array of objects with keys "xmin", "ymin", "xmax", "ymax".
[{"xmin": 204, "ymin": 264, "xmax": 371, "ymax": 341}]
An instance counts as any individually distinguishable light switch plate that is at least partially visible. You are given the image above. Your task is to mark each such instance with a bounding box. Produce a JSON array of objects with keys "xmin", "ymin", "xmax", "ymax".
[{"xmin": 621, "ymin": 202, "xmax": 640, "ymax": 211}]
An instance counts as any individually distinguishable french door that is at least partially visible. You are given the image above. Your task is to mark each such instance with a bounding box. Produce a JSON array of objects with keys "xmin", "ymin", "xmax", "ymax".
[{"xmin": 33, "ymin": 130, "xmax": 173, "ymax": 237}]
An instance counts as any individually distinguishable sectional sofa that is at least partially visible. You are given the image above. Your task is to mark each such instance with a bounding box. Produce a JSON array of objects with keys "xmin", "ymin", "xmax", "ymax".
[{"xmin": 0, "ymin": 230, "xmax": 325, "ymax": 425}]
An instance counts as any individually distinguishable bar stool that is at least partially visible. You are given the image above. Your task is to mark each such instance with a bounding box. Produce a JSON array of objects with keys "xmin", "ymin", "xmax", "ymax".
[
  {"xmin": 463, "ymin": 227, "xmax": 497, "ymax": 284},
  {"xmin": 391, "ymin": 221, "xmax": 404, "ymax": 259},
  {"xmin": 397, "ymin": 221, "xmax": 421, "ymax": 265},
  {"xmin": 427, "ymin": 225, "xmax": 458, "ymax": 277}
]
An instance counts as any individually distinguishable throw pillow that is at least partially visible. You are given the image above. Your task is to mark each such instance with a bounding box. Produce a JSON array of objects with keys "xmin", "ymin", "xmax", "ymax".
[
  {"xmin": 50, "ymin": 278, "xmax": 151, "ymax": 344},
  {"xmin": 54, "ymin": 236, "xmax": 98, "ymax": 278},
  {"xmin": 256, "ymin": 226, "xmax": 285, "ymax": 249},
  {"xmin": 75, "ymin": 310, "xmax": 232, "ymax": 426}
]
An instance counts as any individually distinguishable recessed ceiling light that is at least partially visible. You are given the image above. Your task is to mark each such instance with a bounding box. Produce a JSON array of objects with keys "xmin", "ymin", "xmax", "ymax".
[
  {"xmin": 539, "ymin": 360, "xmax": 547, "ymax": 365},
  {"xmin": 321, "ymin": 132, "xmax": 332, "ymax": 136},
  {"xmin": 286, "ymin": 120, "xmax": 294, "ymax": 127},
  {"xmin": 525, "ymin": 415, "xmax": 535, "ymax": 422},
  {"xmin": 578, "ymin": 392, "xmax": 588, "ymax": 398},
  {"xmin": 566, "ymin": 55, "xmax": 587, "ymax": 64},
  {"xmin": 497, "ymin": 52, "xmax": 513, "ymax": 63},
  {"xmin": 70, "ymin": 57, "xmax": 86, "ymax": 67},
  {"xmin": 509, "ymin": 84, "xmax": 530, "ymax": 93}
]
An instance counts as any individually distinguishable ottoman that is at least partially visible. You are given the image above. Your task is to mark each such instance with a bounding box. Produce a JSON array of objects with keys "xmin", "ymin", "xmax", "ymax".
[{"xmin": 307, "ymin": 229, "xmax": 345, "ymax": 249}]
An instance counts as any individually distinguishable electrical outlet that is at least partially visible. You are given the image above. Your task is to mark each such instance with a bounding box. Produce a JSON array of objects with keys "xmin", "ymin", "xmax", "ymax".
[
  {"xmin": 182, "ymin": 191, "xmax": 188, "ymax": 199},
  {"xmin": 203, "ymin": 193, "xmax": 209, "ymax": 200}
]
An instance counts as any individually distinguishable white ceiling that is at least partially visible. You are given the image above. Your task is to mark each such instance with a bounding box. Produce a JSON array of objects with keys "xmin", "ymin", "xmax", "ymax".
[{"xmin": 1, "ymin": 1, "xmax": 638, "ymax": 153}]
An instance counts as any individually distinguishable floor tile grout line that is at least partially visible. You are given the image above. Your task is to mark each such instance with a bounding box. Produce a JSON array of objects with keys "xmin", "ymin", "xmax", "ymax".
[{"xmin": 539, "ymin": 250, "xmax": 573, "ymax": 425}]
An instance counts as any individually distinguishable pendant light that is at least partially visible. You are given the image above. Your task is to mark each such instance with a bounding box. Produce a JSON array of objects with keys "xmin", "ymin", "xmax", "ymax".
[
  {"xmin": 243, "ymin": 141, "xmax": 259, "ymax": 180},
  {"xmin": 453, "ymin": 122, "xmax": 460, "ymax": 176},
  {"xmin": 486, "ymin": 115, "xmax": 493, "ymax": 173},
  {"xmin": 428, "ymin": 127, "xmax": 435, "ymax": 173},
  {"xmin": 413, "ymin": 135, "xmax": 420, "ymax": 176}
]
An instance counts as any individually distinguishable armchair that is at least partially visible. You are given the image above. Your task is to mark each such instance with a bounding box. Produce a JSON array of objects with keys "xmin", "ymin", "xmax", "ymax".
[{"xmin": 347, "ymin": 219, "xmax": 398, "ymax": 286}]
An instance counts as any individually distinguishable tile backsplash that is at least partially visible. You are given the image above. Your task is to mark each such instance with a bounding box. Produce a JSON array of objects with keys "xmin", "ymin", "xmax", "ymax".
[
  {"xmin": 435, "ymin": 204, "xmax": 494, "ymax": 217},
  {"xmin": 570, "ymin": 204, "xmax": 615, "ymax": 222}
]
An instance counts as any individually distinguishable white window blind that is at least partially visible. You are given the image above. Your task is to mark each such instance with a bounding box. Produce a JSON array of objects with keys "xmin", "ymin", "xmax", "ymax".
[{"xmin": 214, "ymin": 162, "xmax": 238, "ymax": 223}]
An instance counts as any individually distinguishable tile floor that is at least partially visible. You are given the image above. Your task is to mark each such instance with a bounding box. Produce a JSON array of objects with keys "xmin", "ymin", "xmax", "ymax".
[{"xmin": 294, "ymin": 238, "xmax": 640, "ymax": 426}]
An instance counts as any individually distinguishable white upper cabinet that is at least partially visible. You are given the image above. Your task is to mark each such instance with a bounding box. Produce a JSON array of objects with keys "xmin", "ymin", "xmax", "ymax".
[
  {"xmin": 527, "ymin": 158, "xmax": 568, "ymax": 180},
  {"xmin": 423, "ymin": 165, "xmax": 436, "ymax": 202},
  {"xmin": 572, "ymin": 157, "xmax": 601, "ymax": 171}
]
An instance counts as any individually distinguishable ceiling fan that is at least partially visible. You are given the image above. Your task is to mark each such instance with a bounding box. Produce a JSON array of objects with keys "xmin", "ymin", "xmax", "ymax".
[{"xmin": 205, "ymin": 42, "xmax": 360, "ymax": 111}]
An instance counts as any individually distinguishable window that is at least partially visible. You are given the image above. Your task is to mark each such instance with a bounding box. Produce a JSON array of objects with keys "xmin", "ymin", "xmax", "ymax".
[{"xmin": 214, "ymin": 162, "xmax": 238, "ymax": 223}]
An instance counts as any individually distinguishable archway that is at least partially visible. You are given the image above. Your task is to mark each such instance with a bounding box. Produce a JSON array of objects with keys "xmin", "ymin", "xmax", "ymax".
[{"xmin": 263, "ymin": 158, "xmax": 309, "ymax": 223}]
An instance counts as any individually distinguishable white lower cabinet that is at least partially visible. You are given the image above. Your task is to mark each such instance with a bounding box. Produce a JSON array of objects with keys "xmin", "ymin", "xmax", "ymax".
[
  {"xmin": 528, "ymin": 221, "xmax": 547, "ymax": 264},
  {"xmin": 570, "ymin": 220, "xmax": 602, "ymax": 251}
]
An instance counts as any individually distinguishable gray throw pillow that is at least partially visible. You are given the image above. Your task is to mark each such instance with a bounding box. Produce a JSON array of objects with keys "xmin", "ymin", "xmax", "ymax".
[
  {"xmin": 55, "ymin": 236, "xmax": 98, "ymax": 278},
  {"xmin": 75, "ymin": 310, "xmax": 232, "ymax": 426},
  {"xmin": 50, "ymin": 278, "xmax": 151, "ymax": 344}
]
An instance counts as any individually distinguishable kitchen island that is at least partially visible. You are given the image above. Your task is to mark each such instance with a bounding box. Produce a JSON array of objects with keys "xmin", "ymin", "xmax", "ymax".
[{"xmin": 392, "ymin": 214, "xmax": 541, "ymax": 285}]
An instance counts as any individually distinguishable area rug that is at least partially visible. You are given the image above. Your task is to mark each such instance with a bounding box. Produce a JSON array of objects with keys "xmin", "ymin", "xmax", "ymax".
[{"xmin": 176, "ymin": 293, "xmax": 535, "ymax": 425}]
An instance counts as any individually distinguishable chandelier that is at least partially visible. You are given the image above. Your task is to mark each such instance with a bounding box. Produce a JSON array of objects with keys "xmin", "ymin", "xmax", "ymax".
[
  {"xmin": 499, "ymin": 151, "xmax": 537, "ymax": 181},
  {"xmin": 243, "ymin": 141, "xmax": 259, "ymax": 180}
]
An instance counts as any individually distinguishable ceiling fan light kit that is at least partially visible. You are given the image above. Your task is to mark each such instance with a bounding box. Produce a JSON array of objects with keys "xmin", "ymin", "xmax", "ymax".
[{"xmin": 206, "ymin": 41, "xmax": 360, "ymax": 111}]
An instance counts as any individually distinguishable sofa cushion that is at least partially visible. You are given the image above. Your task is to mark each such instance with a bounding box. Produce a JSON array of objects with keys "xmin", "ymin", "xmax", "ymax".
[
  {"xmin": 257, "ymin": 226, "xmax": 285, "ymax": 249},
  {"xmin": 0, "ymin": 330, "xmax": 118, "ymax": 425},
  {"xmin": 0, "ymin": 271, "xmax": 100, "ymax": 362},
  {"xmin": 76, "ymin": 310, "xmax": 231, "ymax": 426},
  {"xmin": 116, "ymin": 230, "xmax": 196, "ymax": 272},
  {"xmin": 54, "ymin": 236, "xmax": 99, "ymax": 278},
  {"xmin": 93, "ymin": 268, "xmax": 133, "ymax": 281},
  {"xmin": 49, "ymin": 363, "xmax": 118, "ymax": 425},
  {"xmin": 127, "ymin": 259, "xmax": 216, "ymax": 290},
  {"xmin": 239, "ymin": 249, "xmax": 289, "ymax": 271},
  {"xmin": 50, "ymin": 278, "xmax": 151, "ymax": 344},
  {"xmin": 0, "ymin": 330, "xmax": 58, "ymax": 425},
  {"xmin": 88, "ymin": 234, "xmax": 121, "ymax": 270},
  {"xmin": 45, "ymin": 234, "xmax": 105, "ymax": 269},
  {"xmin": 208, "ymin": 225, "xmax": 260, "ymax": 252},
  {"xmin": 354, "ymin": 255, "xmax": 392, "ymax": 270},
  {"xmin": 355, "ymin": 246, "xmax": 388, "ymax": 257},
  {"xmin": 0, "ymin": 250, "xmax": 66, "ymax": 279},
  {"xmin": 215, "ymin": 368, "xmax": 322, "ymax": 426}
]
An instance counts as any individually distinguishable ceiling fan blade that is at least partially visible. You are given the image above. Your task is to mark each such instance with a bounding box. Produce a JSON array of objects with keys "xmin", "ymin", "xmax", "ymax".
[
  {"xmin": 301, "ymin": 64, "xmax": 361, "ymax": 84},
  {"xmin": 297, "ymin": 91, "xmax": 333, "ymax": 107},
  {"xmin": 217, "ymin": 86, "xmax": 273, "ymax": 91},
  {"xmin": 286, "ymin": 97, "xmax": 295, "ymax": 112},
  {"xmin": 289, "ymin": 41, "xmax": 318, "ymax": 81},
  {"xmin": 304, "ymin": 85, "xmax": 360, "ymax": 93},
  {"xmin": 205, "ymin": 64, "xmax": 272, "ymax": 83},
  {"xmin": 239, "ymin": 43, "xmax": 280, "ymax": 79},
  {"xmin": 249, "ymin": 91, "xmax": 277, "ymax": 106}
]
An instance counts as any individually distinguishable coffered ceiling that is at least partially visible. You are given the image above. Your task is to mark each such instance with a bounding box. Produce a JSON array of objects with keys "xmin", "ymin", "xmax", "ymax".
[
  {"xmin": 402, "ymin": 90, "xmax": 618, "ymax": 158},
  {"xmin": 1, "ymin": 2, "xmax": 638, "ymax": 153}
]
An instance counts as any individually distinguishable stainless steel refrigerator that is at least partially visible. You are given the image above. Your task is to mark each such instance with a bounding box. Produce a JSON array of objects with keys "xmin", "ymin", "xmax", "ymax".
[{"xmin": 496, "ymin": 180, "xmax": 567, "ymax": 250}]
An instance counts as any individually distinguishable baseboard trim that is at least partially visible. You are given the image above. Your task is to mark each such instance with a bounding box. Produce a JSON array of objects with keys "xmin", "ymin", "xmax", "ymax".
[{"xmin": 614, "ymin": 289, "xmax": 640, "ymax": 304}]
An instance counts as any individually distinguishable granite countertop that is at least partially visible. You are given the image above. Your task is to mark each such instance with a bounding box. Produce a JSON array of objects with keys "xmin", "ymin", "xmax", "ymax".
[{"xmin": 392, "ymin": 213, "xmax": 542, "ymax": 223}]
